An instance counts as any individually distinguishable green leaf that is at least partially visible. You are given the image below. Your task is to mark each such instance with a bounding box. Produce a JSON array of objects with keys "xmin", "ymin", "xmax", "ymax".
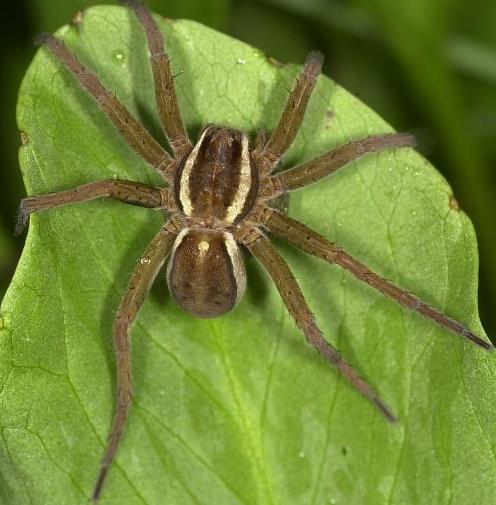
[{"xmin": 1, "ymin": 5, "xmax": 495, "ymax": 504}]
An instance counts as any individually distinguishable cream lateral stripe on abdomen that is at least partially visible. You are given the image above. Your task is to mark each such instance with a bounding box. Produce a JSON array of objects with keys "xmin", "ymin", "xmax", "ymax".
[
  {"xmin": 166, "ymin": 228, "xmax": 189, "ymax": 282},
  {"xmin": 179, "ymin": 129, "xmax": 209, "ymax": 215},
  {"xmin": 223, "ymin": 232, "xmax": 247, "ymax": 303},
  {"xmin": 225, "ymin": 134, "xmax": 251, "ymax": 223}
]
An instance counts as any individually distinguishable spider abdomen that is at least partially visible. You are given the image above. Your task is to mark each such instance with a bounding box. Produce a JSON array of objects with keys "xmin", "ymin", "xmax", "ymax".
[{"xmin": 167, "ymin": 228, "xmax": 247, "ymax": 318}]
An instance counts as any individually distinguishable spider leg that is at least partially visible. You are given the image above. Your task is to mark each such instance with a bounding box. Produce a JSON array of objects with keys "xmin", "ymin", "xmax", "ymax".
[
  {"xmin": 259, "ymin": 207, "xmax": 494, "ymax": 351},
  {"xmin": 255, "ymin": 51, "xmax": 324, "ymax": 176},
  {"xmin": 121, "ymin": 0, "xmax": 193, "ymax": 159},
  {"xmin": 92, "ymin": 223, "xmax": 177, "ymax": 502},
  {"xmin": 254, "ymin": 129, "xmax": 269, "ymax": 151},
  {"xmin": 260, "ymin": 133, "xmax": 416, "ymax": 198},
  {"xmin": 236, "ymin": 225, "xmax": 397, "ymax": 422},
  {"xmin": 15, "ymin": 180, "xmax": 174, "ymax": 236},
  {"xmin": 36, "ymin": 34, "xmax": 175, "ymax": 181}
]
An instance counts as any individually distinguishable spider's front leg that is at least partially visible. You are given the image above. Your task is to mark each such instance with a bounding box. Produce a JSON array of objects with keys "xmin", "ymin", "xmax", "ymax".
[
  {"xmin": 36, "ymin": 34, "xmax": 175, "ymax": 181},
  {"xmin": 92, "ymin": 223, "xmax": 177, "ymax": 502},
  {"xmin": 254, "ymin": 48, "xmax": 415, "ymax": 195},
  {"xmin": 254, "ymin": 51, "xmax": 324, "ymax": 176},
  {"xmin": 236, "ymin": 225, "xmax": 397, "ymax": 422},
  {"xmin": 121, "ymin": 0, "xmax": 193, "ymax": 159},
  {"xmin": 15, "ymin": 180, "xmax": 175, "ymax": 236},
  {"xmin": 258, "ymin": 207, "xmax": 494, "ymax": 351}
]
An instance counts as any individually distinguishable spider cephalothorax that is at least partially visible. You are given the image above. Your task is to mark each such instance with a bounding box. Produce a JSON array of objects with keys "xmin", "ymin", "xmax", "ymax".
[{"xmin": 16, "ymin": 0, "xmax": 493, "ymax": 501}]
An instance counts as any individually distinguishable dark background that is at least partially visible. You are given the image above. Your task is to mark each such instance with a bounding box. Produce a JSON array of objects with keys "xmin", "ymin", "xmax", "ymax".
[{"xmin": 1, "ymin": 0, "xmax": 495, "ymax": 337}]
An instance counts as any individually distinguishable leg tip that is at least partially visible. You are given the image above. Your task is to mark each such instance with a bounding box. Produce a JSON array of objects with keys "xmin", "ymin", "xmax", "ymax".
[
  {"xmin": 464, "ymin": 329, "xmax": 495, "ymax": 351},
  {"xmin": 482, "ymin": 341, "xmax": 495, "ymax": 352},
  {"xmin": 13, "ymin": 224, "xmax": 25, "ymax": 237},
  {"xmin": 305, "ymin": 50, "xmax": 324, "ymax": 76},
  {"xmin": 361, "ymin": 132, "xmax": 417, "ymax": 153},
  {"xmin": 374, "ymin": 397, "xmax": 398, "ymax": 423},
  {"xmin": 395, "ymin": 132, "xmax": 417, "ymax": 148},
  {"xmin": 91, "ymin": 466, "xmax": 109, "ymax": 503},
  {"xmin": 14, "ymin": 204, "xmax": 28, "ymax": 237},
  {"xmin": 306, "ymin": 50, "xmax": 325, "ymax": 65},
  {"xmin": 118, "ymin": 0, "xmax": 142, "ymax": 9},
  {"xmin": 34, "ymin": 33, "xmax": 54, "ymax": 47}
]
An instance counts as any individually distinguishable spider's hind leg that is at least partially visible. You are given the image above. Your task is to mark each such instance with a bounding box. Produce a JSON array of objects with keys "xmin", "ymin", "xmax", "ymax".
[
  {"xmin": 260, "ymin": 207, "xmax": 494, "ymax": 351},
  {"xmin": 236, "ymin": 225, "xmax": 397, "ymax": 422},
  {"xmin": 92, "ymin": 223, "xmax": 177, "ymax": 502}
]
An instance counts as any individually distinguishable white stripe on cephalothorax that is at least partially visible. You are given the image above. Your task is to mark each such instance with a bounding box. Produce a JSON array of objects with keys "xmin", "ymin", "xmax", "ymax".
[
  {"xmin": 225, "ymin": 134, "xmax": 252, "ymax": 223},
  {"xmin": 179, "ymin": 129, "xmax": 210, "ymax": 215},
  {"xmin": 223, "ymin": 232, "xmax": 247, "ymax": 304}
]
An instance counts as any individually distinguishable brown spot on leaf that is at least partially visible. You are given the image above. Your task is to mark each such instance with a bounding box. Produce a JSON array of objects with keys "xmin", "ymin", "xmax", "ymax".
[
  {"xmin": 71, "ymin": 10, "xmax": 85, "ymax": 28},
  {"xmin": 449, "ymin": 195, "xmax": 460, "ymax": 211},
  {"xmin": 20, "ymin": 131, "xmax": 29, "ymax": 146},
  {"xmin": 325, "ymin": 109, "xmax": 335, "ymax": 128},
  {"xmin": 267, "ymin": 56, "xmax": 283, "ymax": 67}
]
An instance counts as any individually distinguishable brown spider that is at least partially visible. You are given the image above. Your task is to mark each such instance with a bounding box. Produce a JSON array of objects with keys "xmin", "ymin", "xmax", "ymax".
[{"xmin": 16, "ymin": 0, "xmax": 493, "ymax": 501}]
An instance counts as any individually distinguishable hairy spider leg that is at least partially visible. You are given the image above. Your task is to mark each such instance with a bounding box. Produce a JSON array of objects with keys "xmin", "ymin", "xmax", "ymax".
[
  {"xmin": 257, "ymin": 207, "xmax": 494, "ymax": 351},
  {"xmin": 92, "ymin": 224, "xmax": 177, "ymax": 502},
  {"xmin": 272, "ymin": 133, "xmax": 415, "ymax": 193},
  {"xmin": 254, "ymin": 51, "xmax": 324, "ymax": 176},
  {"xmin": 237, "ymin": 226, "xmax": 397, "ymax": 421},
  {"xmin": 15, "ymin": 180, "xmax": 173, "ymax": 235},
  {"xmin": 121, "ymin": 0, "xmax": 193, "ymax": 159},
  {"xmin": 35, "ymin": 33, "xmax": 174, "ymax": 181}
]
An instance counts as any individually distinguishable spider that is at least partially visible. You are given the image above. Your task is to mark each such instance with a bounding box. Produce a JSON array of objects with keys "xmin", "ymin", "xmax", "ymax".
[{"xmin": 16, "ymin": 0, "xmax": 493, "ymax": 501}]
